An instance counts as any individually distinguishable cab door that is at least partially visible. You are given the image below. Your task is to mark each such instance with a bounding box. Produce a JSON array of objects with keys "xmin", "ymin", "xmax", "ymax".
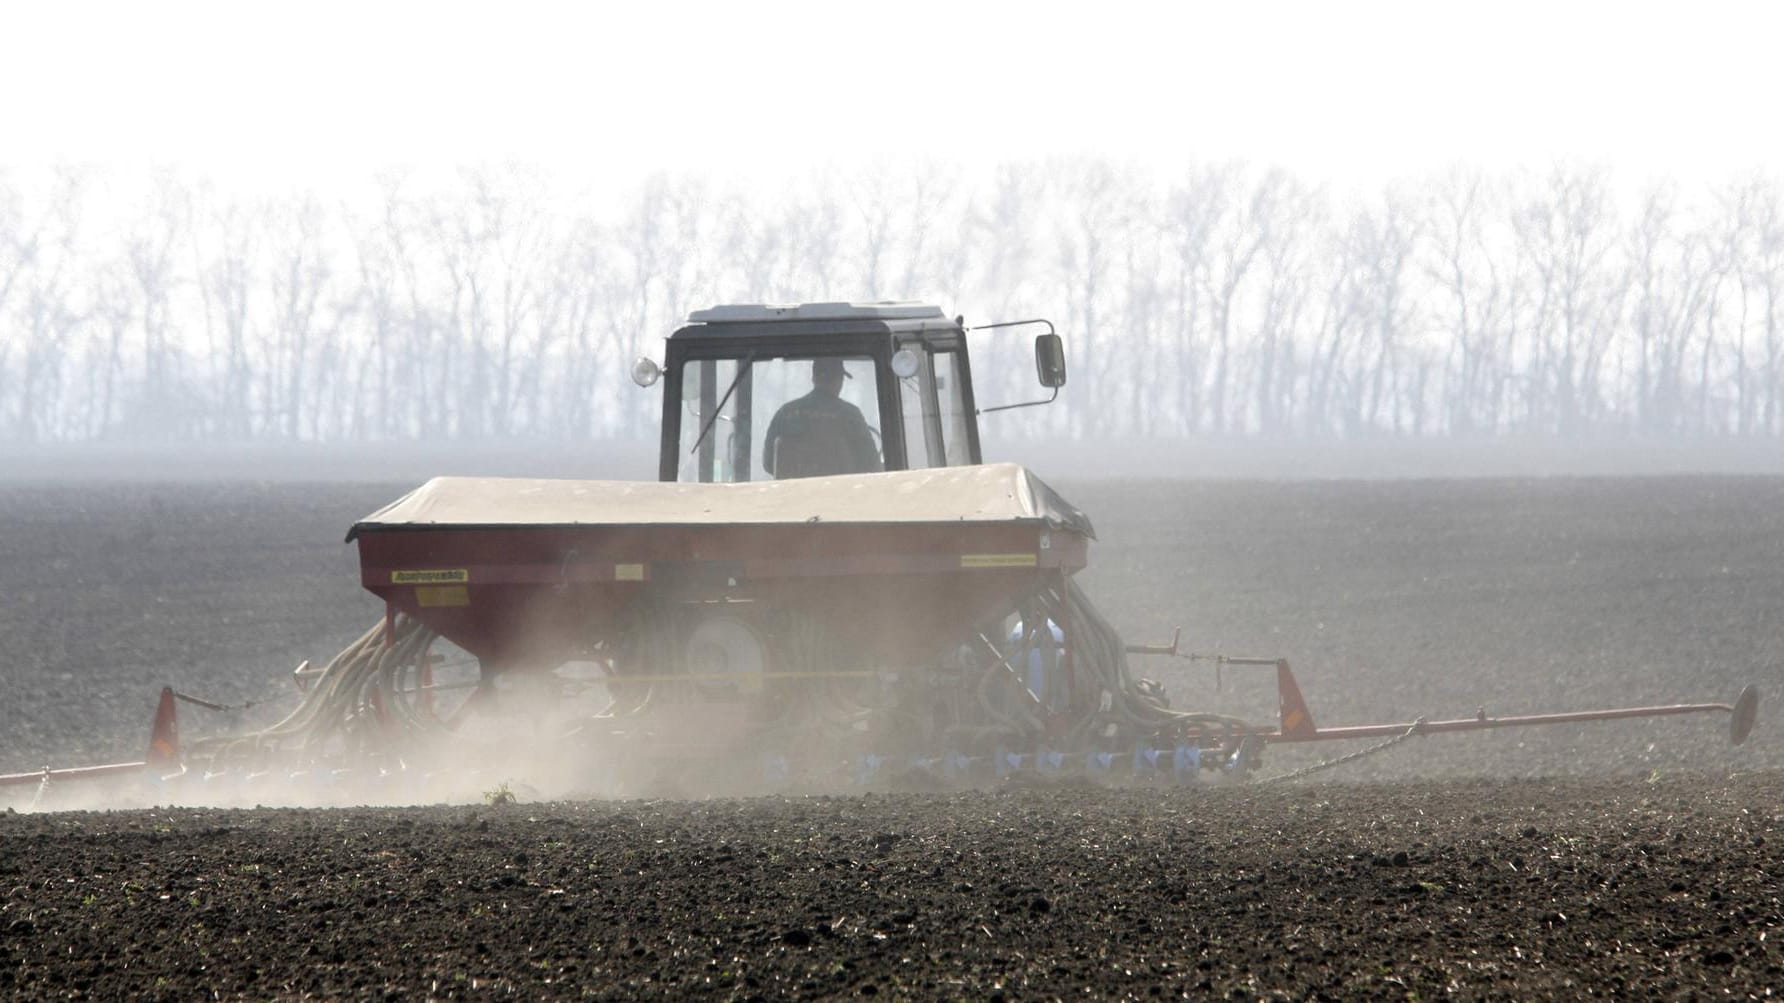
[{"xmin": 894, "ymin": 341, "xmax": 980, "ymax": 469}]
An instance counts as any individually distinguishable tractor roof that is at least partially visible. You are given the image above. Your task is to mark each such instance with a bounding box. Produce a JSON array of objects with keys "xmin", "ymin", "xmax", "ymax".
[
  {"xmin": 671, "ymin": 302, "xmax": 961, "ymax": 340},
  {"xmin": 688, "ymin": 302, "xmax": 946, "ymax": 323}
]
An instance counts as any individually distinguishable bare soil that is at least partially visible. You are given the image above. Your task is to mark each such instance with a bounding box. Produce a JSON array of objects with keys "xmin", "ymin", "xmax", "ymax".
[{"xmin": 2, "ymin": 475, "xmax": 1780, "ymax": 998}]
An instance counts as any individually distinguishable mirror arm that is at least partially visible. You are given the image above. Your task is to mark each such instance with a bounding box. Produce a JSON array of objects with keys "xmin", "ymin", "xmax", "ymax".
[
  {"xmin": 964, "ymin": 317, "xmax": 1057, "ymax": 338},
  {"xmin": 967, "ymin": 317, "xmax": 1066, "ymax": 413},
  {"xmin": 978, "ymin": 387, "xmax": 1060, "ymax": 416}
]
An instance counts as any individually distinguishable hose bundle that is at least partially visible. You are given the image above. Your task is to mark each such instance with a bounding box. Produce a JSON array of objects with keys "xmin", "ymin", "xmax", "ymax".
[
  {"xmin": 984, "ymin": 579, "xmax": 1256, "ymax": 749},
  {"xmin": 186, "ymin": 615, "xmax": 446, "ymax": 775}
]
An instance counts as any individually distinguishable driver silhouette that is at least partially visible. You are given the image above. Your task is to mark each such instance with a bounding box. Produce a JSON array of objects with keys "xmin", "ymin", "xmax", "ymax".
[{"xmin": 762, "ymin": 358, "xmax": 882, "ymax": 479}]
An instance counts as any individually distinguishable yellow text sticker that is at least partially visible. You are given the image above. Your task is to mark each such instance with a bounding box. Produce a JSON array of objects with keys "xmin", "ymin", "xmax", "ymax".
[
  {"xmin": 615, "ymin": 563, "xmax": 646, "ymax": 581},
  {"xmin": 960, "ymin": 553, "xmax": 1038, "ymax": 568},
  {"xmin": 392, "ymin": 569, "xmax": 469, "ymax": 585}
]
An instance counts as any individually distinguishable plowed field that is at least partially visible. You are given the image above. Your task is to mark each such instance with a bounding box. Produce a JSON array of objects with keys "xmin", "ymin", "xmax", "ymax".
[{"xmin": 2, "ymin": 476, "xmax": 1779, "ymax": 998}]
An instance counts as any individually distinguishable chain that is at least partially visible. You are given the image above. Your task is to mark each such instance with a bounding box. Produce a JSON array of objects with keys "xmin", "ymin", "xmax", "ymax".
[
  {"xmin": 170, "ymin": 690, "xmax": 260, "ymax": 712},
  {"xmin": 1258, "ymin": 717, "xmax": 1427, "ymax": 784}
]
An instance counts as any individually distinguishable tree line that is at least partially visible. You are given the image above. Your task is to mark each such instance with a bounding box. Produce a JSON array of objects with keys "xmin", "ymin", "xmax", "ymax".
[{"xmin": 0, "ymin": 161, "xmax": 1780, "ymax": 444}]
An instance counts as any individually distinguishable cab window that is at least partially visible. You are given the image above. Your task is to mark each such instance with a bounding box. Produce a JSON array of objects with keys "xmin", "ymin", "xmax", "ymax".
[
  {"xmin": 677, "ymin": 355, "xmax": 883, "ymax": 482},
  {"xmin": 898, "ymin": 348, "xmax": 973, "ymax": 468}
]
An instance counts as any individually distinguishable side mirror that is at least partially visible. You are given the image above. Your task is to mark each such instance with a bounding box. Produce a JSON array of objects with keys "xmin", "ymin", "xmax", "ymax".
[
  {"xmin": 971, "ymin": 316, "xmax": 1067, "ymax": 416},
  {"xmin": 1034, "ymin": 333, "xmax": 1067, "ymax": 388}
]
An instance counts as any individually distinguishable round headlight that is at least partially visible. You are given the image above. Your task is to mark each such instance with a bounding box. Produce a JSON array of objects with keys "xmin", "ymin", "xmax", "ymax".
[
  {"xmin": 631, "ymin": 357, "xmax": 662, "ymax": 387},
  {"xmin": 891, "ymin": 347, "xmax": 922, "ymax": 379}
]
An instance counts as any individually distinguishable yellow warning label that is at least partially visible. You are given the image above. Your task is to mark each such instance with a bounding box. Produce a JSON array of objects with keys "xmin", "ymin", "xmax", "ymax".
[
  {"xmin": 392, "ymin": 569, "xmax": 469, "ymax": 585},
  {"xmin": 615, "ymin": 563, "xmax": 646, "ymax": 581},
  {"xmin": 960, "ymin": 553, "xmax": 1038, "ymax": 568},
  {"xmin": 416, "ymin": 585, "xmax": 470, "ymax": 607}
]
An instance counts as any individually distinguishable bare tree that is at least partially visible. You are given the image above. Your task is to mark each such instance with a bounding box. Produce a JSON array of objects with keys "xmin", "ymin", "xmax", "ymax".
[
  {"xmin": 261, "ymin": 193, "xmax": 336, "ymax": 440},
  {"xmin": 375, "ymin": 174, "xmax": 451, "ymax": 439},
  {"xmin": 1249, "ymin": 174, "xmax": 1323, "ymax": 435},
  {"xmin": 453, "ymin": 168, "xmax": 555, "ymax": 438},
  {"xmin": 722, "ymin": 191, "xmax": 788, "ymax": 304},
  {"xmin": 0, "ymin": 174, "xmax": 32, "ymax": 383},
  {"xmin": 1333, "ymin": 188, "xmax": 1421, "ymax": 434},
  {"xmin": 12, "ymin": 174, "xmax": 87, "ymax": 441},
  {"xmin": 1511, "ymin": 167, "xmax": 1625, "ymax": 434},
  {"xmin": 1050, "ymin": 159, "xmax": 1136, "ymax": 439},
  {"xmin": 1199, "ymin": 167, "xmax": 1271, "ymax": 433},
  {"xmin": 191, "ymin": 193, "xmax": 261, "ymax": 439},
  {"xmin": 540, "ymin": 215, "xmax": 608, "ymax": 439},
  {"xmin": 1118, "ymin": 221, "xmax": 1167, "ymax": 437},
  {"xmin": 343, "ymin": 196, "xmax": 403, "ymax": 439},
  {"xmin": 790, "ymin": 179, "xmax": 844, "ymax": 302},
  {"xmin": 123, "ymin": 172, "xmax": 192, "ymax": 437},
  {"xmin": 609, "ymin": 174, "xmax": 716, "ymax": 438},
  {"xmin": 1426, "ymin": 170, "xmax": 1521, "ymax": 435},
  {"xmin": 1709, "ymin": 178, "xmax": 1776, "ymax": 435},
  {"xmin": 1304, "ymin": 213, "xmax": 1364, "ymax": 435},
  {"xmin": 1740, "ymin": 177, "xmax": 1784, "ymax": 434},
  {"xmin": 1161, "ymin": 166, "xmax": 1226, "ymax": 434},
  {"xmin": 964, "ymin": 163, "xmax": 1047, "ymax": 426}
]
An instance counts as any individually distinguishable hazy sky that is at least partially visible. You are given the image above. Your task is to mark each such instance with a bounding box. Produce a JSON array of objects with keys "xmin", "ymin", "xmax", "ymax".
[{"xmin": 4, "ymin": 0, "xmax": 1780, "ymax": 196}]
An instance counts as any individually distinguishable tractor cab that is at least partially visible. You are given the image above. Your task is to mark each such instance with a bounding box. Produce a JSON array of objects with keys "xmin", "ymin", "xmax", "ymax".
[{"xmin": 633, "ymin": 303, "xmax": 1065, "ymax": 483}]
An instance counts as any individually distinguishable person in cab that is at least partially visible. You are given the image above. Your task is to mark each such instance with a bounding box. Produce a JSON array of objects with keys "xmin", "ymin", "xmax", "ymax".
[{"xmin": 763, "ymin": 358, "xmax": 882, "ymax": 479}]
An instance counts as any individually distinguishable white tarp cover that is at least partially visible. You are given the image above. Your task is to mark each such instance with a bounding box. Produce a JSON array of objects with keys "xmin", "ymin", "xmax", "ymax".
[{"xmin": 348, "ymin": 463, "xmax": 1095, "ymax": 540}]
